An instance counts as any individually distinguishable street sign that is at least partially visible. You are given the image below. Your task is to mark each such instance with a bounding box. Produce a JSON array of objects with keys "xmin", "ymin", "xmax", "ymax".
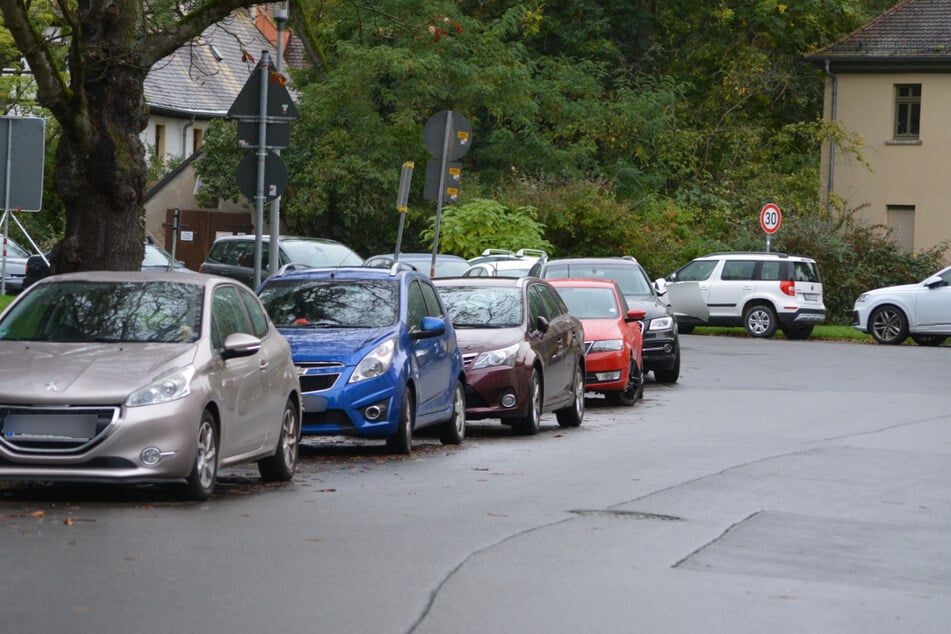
[
  {"xmin": 0, "ymin": 116, "xmax": 45, "ymax": 211},
  {"xmin": 237, "ymin": 121, "xmax": 290, "ymax": 149},
  {"xmin": 236, "ymin": 152, "xmax": 288, "ymax": 202},
  {"xmin": 423, "ymin": 111, "xmax": 472, "ymax": 161},
  {"xmin": 228, "ymin": 62, "xmax": 300, "ymax": 122},
  {"xmin": 760, "ymin": 203, "xmax": 782, "ymax": 234},
  {"xmin": 423, "ymin": 160, "xmax": 461, "ymax": 202}
]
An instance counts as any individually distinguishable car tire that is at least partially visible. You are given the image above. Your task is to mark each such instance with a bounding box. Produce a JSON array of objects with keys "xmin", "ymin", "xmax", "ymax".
[
  {"xmin": 869, "ymin": 305, "xmax": 909, "ymax": 345},
  {"xmin": 781, "ymin": 325, "xmax": 814, "ymax": 340},
  {"xmin": 911, "ymin": 334, "xmax": 947, "ymax": 347},
  {"xmin": 258, "ymin": 397, "xmax": 301, "ymax": 482},
  {"xmin": 607, "ymin": 357, "xmax": 643, "ymax": 406},
  {"xmin": 387, "ymin": 388, "xmax": 414, "ymax": 454},
  {"xmin": 438, "ymin": 380, "xmax": 466, "ymax": 445},
  {"xmin": 556, "ymin": 364, "xmax": 585, "ymax": 428},
  {"xmin": 744, "ymin": 304, "xmax": 777, "ymax": 338},
  {"xmin": 513, "ymin": 369, "xmax": 542, "ymax": 435},
  {"xmin": 653, "ymin": 346, "xmax": 681, "ymax": 384},
  {"xmin": 184, "ymin": 410, "xmax": 219, "ymax": 501}
]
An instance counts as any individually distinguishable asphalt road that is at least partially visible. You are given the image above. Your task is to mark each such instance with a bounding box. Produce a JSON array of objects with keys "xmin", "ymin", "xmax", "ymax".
[{"xmin": 1, "ymin": 335, "xmax": 949, "ymax": 633}]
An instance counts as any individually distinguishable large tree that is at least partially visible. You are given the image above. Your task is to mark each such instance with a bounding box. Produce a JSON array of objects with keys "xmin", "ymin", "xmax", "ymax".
[{"xmin": 0, "ymin": 0, "xmax": 275, "ymax": 271}]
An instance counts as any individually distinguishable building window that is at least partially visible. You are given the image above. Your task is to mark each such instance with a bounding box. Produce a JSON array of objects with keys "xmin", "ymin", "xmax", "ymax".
[
  {"xmin": 886, "ymin": 204, "xmax": 915, "ymax": 253},
  {"xmin": 154, "ymin": 124, "xmax": 166, "ymax": 159},
  {"xmin": 193, "ymin": 128, "xmax": 204, "ymax": 152},
  {"xmin": 894, "ymin": 84, "xmax": 921, "ymax": 139}
]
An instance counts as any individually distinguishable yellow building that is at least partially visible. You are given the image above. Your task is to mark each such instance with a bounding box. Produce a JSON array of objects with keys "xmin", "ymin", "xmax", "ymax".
[{"xmin": 807, "ymin": 0, "xmax": 951, "ymax": 253}]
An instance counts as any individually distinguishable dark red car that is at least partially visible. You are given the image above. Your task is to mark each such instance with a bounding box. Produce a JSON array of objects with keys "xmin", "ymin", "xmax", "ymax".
[
  {"xmin": 434, "ymin": 277, "xmax": 586, "ymax": 435},
  {"xmin": 548, "ymin": 278, "xmax": 646, "ymax": 405}
]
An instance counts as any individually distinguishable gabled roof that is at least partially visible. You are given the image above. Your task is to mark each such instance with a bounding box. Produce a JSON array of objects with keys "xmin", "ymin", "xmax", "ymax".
[
  {"xmin": 806, "ymin": 0, "xmax": 951, "ymax": 71},
  {"xmin": 145, "ymin": 9, "xmax": 279, "ymax": 119}
]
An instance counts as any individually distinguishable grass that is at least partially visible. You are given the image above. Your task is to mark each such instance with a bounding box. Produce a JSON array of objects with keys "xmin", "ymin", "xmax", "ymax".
[
  {"xmin": 690, "ymin": 324, "xmax": 873, "ymax": 343},
  {"xmin": 0, "ymin": 295, "xmax": 12, "ymax": 311}
]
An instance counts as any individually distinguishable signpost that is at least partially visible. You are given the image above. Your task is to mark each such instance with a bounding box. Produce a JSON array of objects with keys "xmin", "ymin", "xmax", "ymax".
[
  {"xmin": 0, "ymin": 116, "xmax": 46, "ymax": 295},
  {"xmin": 421, "ymin": 110, "xmax": 471, "ymax": 276},
  {"xmin": 760, "ymin": 202, "xmax": 782, "ymax": 252},
  {"xmin": 227, "ymin": 50, "xmax": 300, "ymax": 287}
]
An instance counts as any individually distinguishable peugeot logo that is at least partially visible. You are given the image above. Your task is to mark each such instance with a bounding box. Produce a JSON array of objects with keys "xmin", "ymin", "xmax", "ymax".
[{"xmin": 44, "ymin": 379, "xmax": 58, "ymax": 392}]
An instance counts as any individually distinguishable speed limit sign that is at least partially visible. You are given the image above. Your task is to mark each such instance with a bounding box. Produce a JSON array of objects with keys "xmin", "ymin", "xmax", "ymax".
[{"xmin": 760, "ymin": 203, "xmax": 782, "ymax": 234}]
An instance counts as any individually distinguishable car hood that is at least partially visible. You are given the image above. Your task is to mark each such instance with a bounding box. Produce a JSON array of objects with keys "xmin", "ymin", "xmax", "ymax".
[
  {"xmin": 578, "ymin": 318, "xmax": 625, "ymax": 341},
  {"xmin": 0, "ymin": 342, "xmax": 198, "ymax": 405},
  {"xmin": 278, "ymin": 327, "xmax": 395, "ymax": 363},
  {"xmin": 624, "ymin": 296, "xmax": 670, "ymax": 320},
  {"xmin": 452, "ymin": 326, "xmax": 525, "ymax": 353},
  {"xmin": 863, "ymin": 282, "xmax": 922, "ymax": 297}
]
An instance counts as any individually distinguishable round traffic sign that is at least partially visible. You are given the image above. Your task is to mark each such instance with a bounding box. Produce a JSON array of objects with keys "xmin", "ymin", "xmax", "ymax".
[
  {"xmin": 760, "ymin": 203, "xmax": 782, "ymax": 234},
  {"xmin": 423, "ymin": 111, "xmax": 472, "ymax": 161}
]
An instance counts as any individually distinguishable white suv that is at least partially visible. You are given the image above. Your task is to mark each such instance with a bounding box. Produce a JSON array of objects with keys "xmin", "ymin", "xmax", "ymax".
[{"xmin": 657, "ymin": 252, "xmax": 825, "ymax": 339}]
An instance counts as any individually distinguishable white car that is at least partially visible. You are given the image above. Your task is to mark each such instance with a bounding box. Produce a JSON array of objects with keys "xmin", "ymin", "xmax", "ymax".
[
  {"xmin": 852, "ymin": 265, "xmax": 951, "ymax": 345},
  {"xmin": 463, "ymin": 259, "xmax": 534, "ymax": 277}
]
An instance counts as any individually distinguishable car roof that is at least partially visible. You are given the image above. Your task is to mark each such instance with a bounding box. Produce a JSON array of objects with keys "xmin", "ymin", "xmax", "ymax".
[
  {"xmin": 433, "ymin": 276, "xmax": 536, "ymax": 289},
  {"xmin": 32, "ymin": 270, "xmax": 213, "ymax": 285},
  {"xmin": 540, "ymin": 256, "xmax": 641, "ymax": 266},
  {"xmin": 694, "ymin": 251, "xmax": 816, "ymax": 261},
  {"xmin": 263, "ymin": 266, "xmax": 420, "ymax": 283},
  {"xmin": 546, "ymin": 277, "xmax": 621, "ymax": 289},
  {"xmin": 211, "ymin": 235, "xmax": 345, "ymax": 245}
]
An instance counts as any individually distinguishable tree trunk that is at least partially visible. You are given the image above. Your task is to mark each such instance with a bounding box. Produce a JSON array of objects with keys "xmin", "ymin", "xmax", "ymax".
[{"xmin": 50, "ymin": 1, "xmax": 150, "ymax": 273}]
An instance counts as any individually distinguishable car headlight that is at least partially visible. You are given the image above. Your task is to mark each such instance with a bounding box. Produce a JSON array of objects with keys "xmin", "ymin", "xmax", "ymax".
[
  {"xmin": 648, "ymin": 316, "xmax": 674, "ymax": 331},
  {"xmin": 589, "ymin": 339, "xmax": 623, "ymax": 352},
  {"xmin": 126, "ymin": 366, "xmax": 195, "ymax": 407},
  {"xmin": 854, "ymin": 293, "xmax": 869, "ymax": 305},
  {"xmin": 472, "ymin": 343, "xmax": 519, "ymax": 369},
  {"xmin": 351, "ymin": 338, "xmax": 396, "ymax": 383}
]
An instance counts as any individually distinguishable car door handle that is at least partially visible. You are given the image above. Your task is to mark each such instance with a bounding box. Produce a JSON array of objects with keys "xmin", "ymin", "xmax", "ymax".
[{"xmin": 259, "ymin": 360, "xmax": 270, "ymax": 372}]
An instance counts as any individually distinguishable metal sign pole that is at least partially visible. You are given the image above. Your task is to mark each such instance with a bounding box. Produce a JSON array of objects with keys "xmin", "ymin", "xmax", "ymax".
[
  {"xmin": 430, "ymin": 111, "xmax": 454, "ymax": 278},
  {"xmin": 253, "ymin": 51, "xmax": 271, "ymax": 289},
  {"xmin": 394, "ymin": 161, "xmax": 414, "ymax": 263}
]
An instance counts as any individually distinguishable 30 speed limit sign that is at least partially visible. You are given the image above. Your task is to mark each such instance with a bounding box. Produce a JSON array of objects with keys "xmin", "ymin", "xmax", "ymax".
[{"xmin": 760, "ymin": 203, "xmax": 782, "ymax": 234}]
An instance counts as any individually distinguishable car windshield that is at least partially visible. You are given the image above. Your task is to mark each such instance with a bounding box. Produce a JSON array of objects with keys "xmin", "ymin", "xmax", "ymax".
[
  {"xmin": 259, "ymin": 279, "xmax": 398, "ymax": 328},
  {"xmin": 555, "ymin": 287, "xmax": 620, "ymax": 319},
  {"xmin": 4, "ymin": 239, "xmax": 30, "ymax": 258},
  {"xmin": 793, "ymin": 261, "xmax": 820, "ymax": 283},
  {"xmin": 281, "ymin": 240, "xmax": 363, "ymax": 267},
  {"xmin": 546, "ymin": 263, "xmax": 653, "ymax": 297},
  {"xmin": 437, "ymin": 286, "xmax": 523, "ymax": 328},
  {"xmin": 0, "ymin": 281, "xmax": 203, "ymax": 343}
]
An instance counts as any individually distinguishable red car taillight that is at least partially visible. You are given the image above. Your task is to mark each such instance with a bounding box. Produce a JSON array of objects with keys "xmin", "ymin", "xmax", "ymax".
[{"xmin": 779, "ymin": 280, "xmax": 796, "ymax": 296}]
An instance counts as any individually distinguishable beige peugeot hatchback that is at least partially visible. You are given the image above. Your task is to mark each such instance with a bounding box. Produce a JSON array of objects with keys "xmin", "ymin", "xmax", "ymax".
[{"xmin": 0, "ymin": 271, "xmax": 301, "ymax": 499}]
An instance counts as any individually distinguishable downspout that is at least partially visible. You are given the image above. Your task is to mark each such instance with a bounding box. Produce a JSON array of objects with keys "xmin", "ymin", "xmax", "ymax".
[
  {"xmin": 181, "ymin": 116, "xmax": 195, "ymax": 160},
  {"xmin": 823, "ymin": 59, "xmax": 837, "ymax": 214}
]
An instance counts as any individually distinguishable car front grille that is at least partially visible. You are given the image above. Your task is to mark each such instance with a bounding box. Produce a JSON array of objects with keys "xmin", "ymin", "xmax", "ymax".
[
  {"xmin": 0, "ymin": 406, "xmax": 119, "ymax": 454},
  {"xmin": 296, "ymin": 362, "xmax": 343, "ymax": 393},
  {"xmin": 462, "ymin": 353, "xmax": 478, "ymax": 370}
]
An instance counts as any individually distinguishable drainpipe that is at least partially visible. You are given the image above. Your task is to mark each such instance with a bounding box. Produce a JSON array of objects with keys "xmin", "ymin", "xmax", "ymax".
[
  {"xmin": 181, "ymin": 116, "xmax": 194, "ymax": 160},
  {"xmin": 823, "ymin": 59, "xmax": 837, "ymax": 214}
]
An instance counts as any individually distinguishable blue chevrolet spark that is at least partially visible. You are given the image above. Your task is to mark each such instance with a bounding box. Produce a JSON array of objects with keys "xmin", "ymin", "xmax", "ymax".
[{"xmin": 257, "ymin": 266, "xmax": 466, "ymax": 453}]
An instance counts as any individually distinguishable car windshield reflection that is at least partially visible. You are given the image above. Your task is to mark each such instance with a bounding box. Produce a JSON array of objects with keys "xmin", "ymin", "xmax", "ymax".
[
  {"xmin": 0, "ymin": 281, "xmax": 202, "ymax": 343},
  {"xmin": 437, "ymin": 286, "xmax": 523, "ymax": 328},
  {"xmin": 556, "ymin": 287, "xmax": 620, "ymax": 319},
  {"xmin": 258, "ymin": 279, "xmax": 398, "ymax": 328}
]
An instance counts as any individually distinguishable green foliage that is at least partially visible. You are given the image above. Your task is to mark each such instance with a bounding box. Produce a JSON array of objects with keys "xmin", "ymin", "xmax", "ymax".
[
  {"xmin": 420, "ymin": 198, "xmax": 552, "ymax": 258},
  {"xmin": 194, "ymin": 119, "xmax": 247, "ymax": 209}
]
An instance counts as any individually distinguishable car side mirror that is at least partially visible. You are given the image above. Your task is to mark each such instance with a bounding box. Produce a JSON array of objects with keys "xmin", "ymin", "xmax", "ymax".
[
  {"xmin": 534, "ymin": 315, "xmax": 550, "ymax": 334},
  {"xmin": 626, "ymin": 309, "xmax": 647, "ymax": 321},
  {"xmin": 654, "ymin": 278, "xmax": 668, "ymax": 295},
  {"xmin": 411, "ymin": 315, "xmax": 446, "ymax": 340},
  {"xmin": 924, "ymin": 275, "xmax": 946, "ymax": 288},
  {"xmin": 221, "ymin": 332, "xmax": 262, "ymax": 359}
]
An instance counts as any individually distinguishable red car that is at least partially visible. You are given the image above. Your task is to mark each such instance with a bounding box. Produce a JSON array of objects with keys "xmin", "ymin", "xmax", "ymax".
[{"xmin": 548, "ymin": 278, "xmax": 646, "ymax": 405}]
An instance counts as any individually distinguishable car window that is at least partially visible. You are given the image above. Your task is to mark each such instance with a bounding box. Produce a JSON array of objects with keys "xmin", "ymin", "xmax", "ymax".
[
  {"xmin": 538, "ymin": 284, "xmax": 568, "ymax": 317},
  {"xmin": 238, "ymin": 286, "xmax": 270, "ymax": 337},
  {"xmin": 527, "ymin": 284, "xmax": 554, "ymax": 326},
  {"xmin": 938, "ymin": 268, "xmax": 951, "ymax": 285},
  {"xmin": 207, "ymin": 240, "xmax": 233, "ymax": 264},
  {"xmin": 546, "ymin": 263, "xmax": 652, "ymax": 296},
  {"xmin": 793, "ymin": 261, "xmax": 820, "ymax": 283},
  {"xmin": 437, "ymin": 286, "xmax": 523, "ymax": 328},
  {"xmin": 0, "ymin": 281, "xmax": 202, "ymax": 343},
  {"xmin": 557, "ymin": 287, "xmax": 619, "ymax": 319},
  {"xmin": 759, "ymin": 261, "xmax": 782, "ymax": 281},
  {"xmin": 212, "ymin": 284, "xmax": 254, "ymax": 350},
  {"xmin": 419, "ymin": 280, "xmax": 445, "ymax": 318},
  {"xmin": 258, "ymin": 279, "xmax": 398, "ymax": 328},
  {"xmin": 280, "ymin": 240, "xmax": 363, "ymax": 267},
  {"xmin": 4, "ymin": 239, "xmax": 30, "ymax": 258},
  {"xmin": 407, "ymin": 280, "xmax": 428, "ymax": 330},
  {"xmin": 721, "ymin": 261, "xmax": 755, "ymax": 281},
  {"xmin": 675, "ymin": 260, "xmax": 716, "ymax": 282}
]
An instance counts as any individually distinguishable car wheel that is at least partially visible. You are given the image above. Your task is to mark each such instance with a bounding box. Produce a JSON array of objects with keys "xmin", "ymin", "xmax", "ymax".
[
  {"xmin": 387, "ymin": 387, "xmax": 414, "ymax": 454},
  {"xmin": 513, "ymin": 369, "xmax": 542, "ymax": 435},
  {"xmin": 869, "ymin": 305, "xmax": 909, "ymax": 345},
  {"xmin": 781, "ymin": 325, "xmax": 814, "ymax": 340},
  {"xmin": 608, "ymin": 357, "xmax": 643, "ymax": 406},
  {"xmin": 184, "ymin": 410, "xmax": 219, "ymax": 501},
  {"xmin": 258, "ymin": 397, "xmax": 301, "ymax": 482},
  {"xmin": 911, "ymin": 334, "xmax": 947, "ymax": 347},
  {"xmin": 653, "ymin": 346, "xmax": 681, "ymax": 384},
  {"xmin": 556, "ymin": 364, "xmax": 585, "ymax": 428},
  {"xmin": 438, "ymin": 380, "xmax": 466, "ymax": 445},
  {"xmin": 744, "ymin": 304, "xmax": 777, "ymax": 338}
]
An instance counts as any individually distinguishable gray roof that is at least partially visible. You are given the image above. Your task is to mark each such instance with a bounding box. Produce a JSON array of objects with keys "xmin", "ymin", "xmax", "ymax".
[
  {"xmin": 144, "ymin": 10, "xmax": 279, "ymax": 119},
  {"xmin": 806, "ymin": 0, "xmax": 951, "ymax": 70}
]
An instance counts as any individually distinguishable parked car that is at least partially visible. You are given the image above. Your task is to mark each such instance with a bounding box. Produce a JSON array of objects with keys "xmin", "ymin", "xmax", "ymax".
[
  {"xmin": 548, "ymin": 278, "xmax": 647, "ymax": 405},
  {"xmin": 1, "ymin": 236, "xmax": 34, "ymax": 294},
  {"xmin": 657, "ymin": 251, "xmax": 825, "ymax": 339},
  {"xmin": 256, "ymin": 266, "xmax": 466, "ymax": 453},
  {"xmin": 467, "ymin": 248, "xmax": 548, "ymax": 266},
  {"xmin": 0, "ymin": 271, "xmax": 302, "ymax": 500},
  {"xmin": 363, "ymin": 252, "xmax": 470, "ymax": 278},
  {"xmin": 23, "ymin": 241, "xmax": 192, "ymax": 289},
  {"xmin": 463, "ymin": 259, "xmax": 534, "ymax": 278},
  {"xmin": 852, "ymin": 265, "xmax": 951, "ymax": 345},
  {"xmin": 529, "ymin": 256, "xmax": 681, "ymax": 383},
  {"xmin": 199, "ymin": 235, "xmax": 363, "ymax": 287},
  {"xmin": 433, "ymin": 276, "xmax": 586, "ymax": 434}
]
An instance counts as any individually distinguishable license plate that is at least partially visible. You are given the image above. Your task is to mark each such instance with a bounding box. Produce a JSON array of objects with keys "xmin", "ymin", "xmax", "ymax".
[
  {"xmin": 2, "ymin": 413, "xmax": 98, "ymax": 441},
  {"xmin": 803, "ymin": 293, "xmax": 818, "ymax": 301}
]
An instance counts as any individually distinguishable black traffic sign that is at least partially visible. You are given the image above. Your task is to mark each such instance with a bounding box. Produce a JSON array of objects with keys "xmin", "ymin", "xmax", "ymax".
[
  {"xmin": 228, "ymin": 58, "xmax": 300, "ymax": 122},
  {"xmin": 423, "ymin": 111, "xmax": 472, "ymax": 161},
  {"xmin": 236, "ymin": 152, "xmax": 288, "ymax": 202}
]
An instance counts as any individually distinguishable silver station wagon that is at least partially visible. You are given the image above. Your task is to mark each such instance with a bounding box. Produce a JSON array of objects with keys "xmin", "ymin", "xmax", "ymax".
[{"xmin": 0, "ymin": 271, "xmax": 302, "ymax": 499}]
